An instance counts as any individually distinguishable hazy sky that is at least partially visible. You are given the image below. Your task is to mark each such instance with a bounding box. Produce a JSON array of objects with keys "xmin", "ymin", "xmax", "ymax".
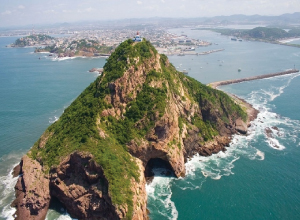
[{"xmin": 0, "ymin": 0, "xmax": 300, "ymax": 27}]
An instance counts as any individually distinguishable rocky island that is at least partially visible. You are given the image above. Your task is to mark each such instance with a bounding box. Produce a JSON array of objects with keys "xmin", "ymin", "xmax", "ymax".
[
  {"xmin": 11, "ymin": 38, "xmax": 257, "ymax": 220},
  {"xmin": 9, "ymin": 35, "xmax": 113, "ymax": 58},
  {"xmin": 35, "ymin": 39, "xmax": 113, "ymax": 58},
  {"xmin": 212, "ymin": 27, "xmax": 300, "ymax": 47},
  {"xmin": 9, "ymin": 34, "xmax": 55, "ymax": 47}
]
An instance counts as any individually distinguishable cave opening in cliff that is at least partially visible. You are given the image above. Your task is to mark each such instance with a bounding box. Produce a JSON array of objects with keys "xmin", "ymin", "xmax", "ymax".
[
  {"xmin": 49, "ymin": 196, "xmax": 67, "ymax": 215},
  {"xmin": 144, "ymin": 158, "xmax": 175, "ymax": 182}
]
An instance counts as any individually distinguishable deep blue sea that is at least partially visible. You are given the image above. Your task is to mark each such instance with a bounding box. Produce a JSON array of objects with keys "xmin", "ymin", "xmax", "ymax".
[{"xmin": 0, "ymin": 29, "xmax": 300, "ymax": 220}]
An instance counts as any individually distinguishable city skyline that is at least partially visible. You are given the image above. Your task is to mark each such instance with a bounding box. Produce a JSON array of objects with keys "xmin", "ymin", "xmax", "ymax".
[{"xmin": 1, "ymin": 0, "xmax": 300, "ymax": 27}]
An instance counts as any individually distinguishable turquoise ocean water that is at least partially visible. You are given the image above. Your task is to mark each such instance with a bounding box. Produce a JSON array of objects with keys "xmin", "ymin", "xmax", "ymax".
[{"xmin": 0, "ymin": 29, "xmax": 300, "ymax": 220}]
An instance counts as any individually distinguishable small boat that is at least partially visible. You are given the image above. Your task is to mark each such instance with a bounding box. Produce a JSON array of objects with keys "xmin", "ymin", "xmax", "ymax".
[
  {"xmin": 231, "ymin": 37, "xmax": 237, "ymax": 41},
  {"xmin": 238, "ymin": 68, "xmax": 241, "ymax": 72},
  {"xmin": 184, "ymin": 47, "xmax": 195, "ymax": 51}
]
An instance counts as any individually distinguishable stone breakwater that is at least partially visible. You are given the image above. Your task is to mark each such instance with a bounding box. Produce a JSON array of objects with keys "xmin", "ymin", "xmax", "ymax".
[{"xmin": 208, "ymin": 69, "xmax": 299, "ymax": 89}]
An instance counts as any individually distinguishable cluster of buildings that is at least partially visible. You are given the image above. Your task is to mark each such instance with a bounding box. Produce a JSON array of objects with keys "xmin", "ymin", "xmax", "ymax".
[
  {"xmin": 10, "ymin": 35, "xmax": 56, "ymax": 47},
  {"xmin": 8, "ymin": 27, "xmax": 213, "ymax": 57}
]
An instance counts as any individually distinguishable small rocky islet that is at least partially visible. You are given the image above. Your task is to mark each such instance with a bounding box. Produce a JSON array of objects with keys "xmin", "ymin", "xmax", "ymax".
[{"xmin": 11, "ymin": 38, "xmax": 257, "ymax": 220}]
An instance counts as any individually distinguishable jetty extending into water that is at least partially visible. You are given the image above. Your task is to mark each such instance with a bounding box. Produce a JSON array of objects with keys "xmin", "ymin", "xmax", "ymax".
[
  {"xmin": 208, "ymin": 69, "xmax": 299, "ymax": 89},
  {"xmin": 164, "ymin": 49, "xmax": 224, "ymax": 56}
]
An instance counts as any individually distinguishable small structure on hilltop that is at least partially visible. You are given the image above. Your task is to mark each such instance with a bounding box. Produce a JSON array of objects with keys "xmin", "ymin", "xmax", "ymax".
[{"xmin": 133, "ymin": 31, "xmax": 142, "ymax": 42}]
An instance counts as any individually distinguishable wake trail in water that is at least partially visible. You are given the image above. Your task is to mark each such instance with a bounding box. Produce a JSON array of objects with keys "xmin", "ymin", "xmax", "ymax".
[{"xmin": 260, "ymin": 73, "xmax": 300, "ymax": 101}]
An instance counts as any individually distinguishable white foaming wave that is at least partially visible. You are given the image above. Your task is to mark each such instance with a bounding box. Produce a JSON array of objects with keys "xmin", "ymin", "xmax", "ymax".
[
  {"xmin": 146, "ymin": 168, "xmax": 178, "ymax": 220},
  {"xmin": 266, "ymin": 138, "xmax": 285, "ymax": 150},
  {"xmin": 51, "ymin": 57, "xmax": 77, "ymax": 62},
  {"xmin": 48, "ymin": 104, "xmax": 71, "ymax": 125},
  {"xmin": 173, "ymin": 180, "xmax": 203, "ymax": 191},
  {"xmin": 262, "ymin": 73, "xmax": 300, "ymax": 102},
  {"xmin": 293, "ymin": 52, "xmax": 300, "ymax": 57},
  {"xmin": 1, "ymin": 204, "xmax": 16, "ymax": 220},
  {"xmin": 278, "ymin": 38, "xmax": 300, "ymax": 43},
  {"xmin": 242, "ymin": 73, "xmax": 300, "ymax": 151},
  {"xmin": 183, "ymin": 118, "xmax": 271, "ymax": 182},
  {"xmin": 255, "ymin": 150, "xmax": 265, "ymax": 160},
  {"xmin": 0, "ymin": 166, "xmax": 18, "ymax": 201},
  {"xmin": 0, "ymin": 165, "xmax": 19, "ymax": 219},
  {"xmin": 45, "ymin": 210, "xmax": 78, "ymax": 220},
  {"xmin": 246, "ymin": 102, "xmax": 286, "ymax": 151},
  {"xmin": 49, "ymin": 115, "xmax": 59, "ymax": 124},
  {"xmin": 50, "ymin": 56, "xmax": 105, "ymax": 62},
  {"xmin": 87, "ymin": 71, "xmax": 102, "ymax": 78},
  {"xmin": 185, "ymin": 137, "xmax": 247, "ymax": 181},
  {"xmin": 0, "ymin": 152, "xmax": 28, "ymax": 219}
]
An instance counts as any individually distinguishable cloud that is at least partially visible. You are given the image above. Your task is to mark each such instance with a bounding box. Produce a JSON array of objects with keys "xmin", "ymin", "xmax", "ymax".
[
  {"xmin": 18, "ymin": 5, "xmax": 25, "ymax": 9},
  {"xmin": 77, "ymin": 7, "xmax": 95, "ymax": 13},
  {"xmin": 137, "ymin": 1, "xmax": 142, "ymax": 5},
  {"xmin": 84, "ymin": 7, "xmax": 94, "ymax": 12},
  {"xmin": 1, "ymin": 10, "xmax": 12, "ymax": 15},
  {"xmin": 44, "ymin": 9, "xmax": 55, "ymax": 14},
  {"xmin": 161, "ymin": 0, "xmax": 165, "ymax": 3}
]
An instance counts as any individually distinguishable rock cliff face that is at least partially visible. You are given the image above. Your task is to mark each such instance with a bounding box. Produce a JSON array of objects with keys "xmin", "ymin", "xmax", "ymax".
[
  {"xmin": 12, "ymin": 39, "xmax": 256, "ymax": 219},
  {"xmin": 11, "ymin": 155, "xmax": 50, "ymax": 220},
  {"xmin": 49, "ymin": 152, "xmax": 119, "ymax": 220}
]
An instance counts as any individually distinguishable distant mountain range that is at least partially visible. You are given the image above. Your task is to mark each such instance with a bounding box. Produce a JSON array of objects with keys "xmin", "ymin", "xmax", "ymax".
[
  {"xmin": 55, "ymin": 12, "xmax": 300, "ymax": 28},
  {"xmin": 1, "ymin": 12, "xmax": 299, "ymax": 31},
  {"xmin": 200, "ymin": 12, "xmax": 300, "ymax": 25}
]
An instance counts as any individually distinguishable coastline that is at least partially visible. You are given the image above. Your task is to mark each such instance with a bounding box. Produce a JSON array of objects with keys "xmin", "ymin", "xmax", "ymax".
[
  {"xmin": 208, "ymin": 69, "xmax": 300, "ymax": 89},
  {"xmin": 207, "ymin": 69, "xmax": 300, "ymax": 129},
  {"xmin": 206, "ymin": 29, "xmax": 300, "ymax": 48},
  {"xmin": 278, "ymin": 37, "xmax": 300, "ymax": 44},
  {"xmin": 234, "ymin": 37, "xmax": 300, "ymax": 48},
  {"xmin": 184, "ymin": 79, "xmax": 260, "ymax": 160}
]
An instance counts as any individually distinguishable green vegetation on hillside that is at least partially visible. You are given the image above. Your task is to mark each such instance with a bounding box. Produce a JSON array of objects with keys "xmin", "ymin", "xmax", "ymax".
[
  {"xmin": 104, "ymin": 70, "xmax": 167, "ymax": 145},
  {"xmin": 35, "ymin": 39, "xmax": 113, "ymax": 55},
  {"xmin": 13, "ymin": 34, "xmax": 54, "ymax": 47},
  {"xmin": 97, "ymin": 39, "xmax": 156, "ymax": 93},
  {"xmin": 29, "ymin": 39, "xmax": 159, "ymax": 218},
  {"xmin": 29, "ymin": 77, "xmax": 139, "ymax": 217},
  {"xmin": 159, "ymin": 54, "xmax": 246, "ymax": 141},
  {"xmin": 28, "ymin": 38, "xmax": 247, "ymax": 218},
  {"xmin": 212, "ymin": 27, "xmax": 300, "ymax": 42}
]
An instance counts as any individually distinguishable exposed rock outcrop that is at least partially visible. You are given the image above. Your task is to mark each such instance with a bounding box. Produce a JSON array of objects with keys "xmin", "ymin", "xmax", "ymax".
[
  {"xmin": 49, "ymin": 152, "xmax": 119, "ymax": 220},
  {"xmin": 131, "ymin": 159, "xmax": 148, "ymax": 220},
  {"xmin": 235, "ymin": 118, "xmax": 248, "ymax": 134},
  {"xmin": 11, "ymin": 155, "xmax": 50, "ymax": 220}
]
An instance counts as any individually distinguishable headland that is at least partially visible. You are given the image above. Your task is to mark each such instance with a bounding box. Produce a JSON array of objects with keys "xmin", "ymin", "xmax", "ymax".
[{"xmin": 11, "ymin": 38, "xmax": 255, "ymax": 220}]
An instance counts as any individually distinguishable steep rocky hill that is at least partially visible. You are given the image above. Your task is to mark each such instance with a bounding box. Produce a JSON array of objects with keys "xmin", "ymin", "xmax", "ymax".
[{"xmin": 11, "ymin": 39, "xmax": 256, "ymax": 220}]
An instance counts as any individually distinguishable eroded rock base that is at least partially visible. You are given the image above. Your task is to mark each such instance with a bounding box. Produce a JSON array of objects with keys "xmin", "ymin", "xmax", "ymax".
[{"xmin": 49, "ymin": 152, "xmax": 119, "ymax": 220}]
